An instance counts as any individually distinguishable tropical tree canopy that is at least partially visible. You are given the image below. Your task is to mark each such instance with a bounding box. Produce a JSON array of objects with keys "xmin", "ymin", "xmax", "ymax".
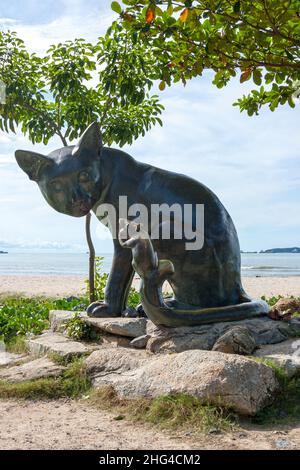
[
  {"xmin": 0, "ymin": 29, "xmax": 164, "ymax": 303},
  {"xmin": 110, "ymin": 0, "xmax": 300, "ymax": 115},
  {"xmin": 0, "ymin": 30, "xmax": 163, "ymax": 146}
]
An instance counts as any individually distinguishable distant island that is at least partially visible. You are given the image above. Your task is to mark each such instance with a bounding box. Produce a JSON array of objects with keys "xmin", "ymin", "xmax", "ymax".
[
  {"xmin": 0, "ymin": 250, "xmax": 8, "ymax": 254},
  {"xmin": 260, "ymin": 247, "xmax": 300, "ymax": 254},
  {"xmin": 241, "ymin": 247, "xmax": 300, "ymax": 254}
]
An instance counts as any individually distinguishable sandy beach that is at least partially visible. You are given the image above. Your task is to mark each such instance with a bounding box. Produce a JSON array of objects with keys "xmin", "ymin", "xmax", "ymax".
[{"xmin": 0, "ymin": 275, "xmax": 299, "ymax": 298}]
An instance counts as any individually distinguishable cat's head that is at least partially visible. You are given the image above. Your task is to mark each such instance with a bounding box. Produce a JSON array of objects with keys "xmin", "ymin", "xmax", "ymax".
[{"xmin": 15, "ymin": 122, "xmax": 103, "ymax": 217}]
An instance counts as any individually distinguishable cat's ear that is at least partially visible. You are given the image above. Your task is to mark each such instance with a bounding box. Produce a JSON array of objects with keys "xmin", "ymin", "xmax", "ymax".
[
  {"xmin": 15, "ymin": 150, "xmax": 54, "ymax": 182},
  {"xmin": 73, "ymin": 122, "xmax": 102, "ymax": 157}
]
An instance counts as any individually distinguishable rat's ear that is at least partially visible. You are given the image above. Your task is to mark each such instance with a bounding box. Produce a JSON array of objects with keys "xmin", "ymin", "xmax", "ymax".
[
  {"xmin": 15, "ymin": 150, "xmax": 54, "ymax": 182},
  {"xmin": 73, "ymin": 122, "xmax": 102, "ymax": 157}
]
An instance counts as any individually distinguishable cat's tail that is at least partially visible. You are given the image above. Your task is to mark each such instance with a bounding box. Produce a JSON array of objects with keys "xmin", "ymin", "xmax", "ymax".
[
  {"xmin": 141, "ymin": 265, "xmax": 269, "ymax": 327},
  {"xmin": 119, "ymin": 219, "xmax": 269, "ymax": 327}
]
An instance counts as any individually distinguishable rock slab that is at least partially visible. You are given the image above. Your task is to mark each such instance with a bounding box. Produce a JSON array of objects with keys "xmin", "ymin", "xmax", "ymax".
[
  {"xmin": 0, "ymin": 352, "xmax": 27, "ymax": 367},
  {"xmin": 0, "ymin": 357, "xmax": 65, "ymax": 383},
  {"xmin": 50, "ymin": 310, "xmax": 147, "ymax": 338},
  {"xmin": 49, "ymin": 311, "xmax": 300, "ymax": 354},
  {"xmin": 85, "ymin": 348, "xmax": 278, "ymax": 415},
  {"xmin": 146, "ymin": 317, "xmax": 297, "ymax": 354},
  {"xmin": 27, "ymin": 331, "xmax": 100, "ymax": 359}
]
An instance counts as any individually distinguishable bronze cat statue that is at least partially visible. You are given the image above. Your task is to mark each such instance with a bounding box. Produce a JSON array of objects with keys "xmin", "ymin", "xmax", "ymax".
[{"xmin": 15, "ymin": 122, "xmax": 268, "ymax": 326}]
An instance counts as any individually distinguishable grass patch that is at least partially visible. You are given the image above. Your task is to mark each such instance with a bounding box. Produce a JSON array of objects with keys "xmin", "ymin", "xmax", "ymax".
[
  {"xmin": 0, "ymin": 358, "xmax": 91, "ymax": 400},
  {"xmin": 47, "ymin": 351, "xmax": 92, "ymax": 367},
  {"xmin": 251, "ymin": 357, "xmax": 288, "ymax": 383},
  {"xmin": 4, "ymin": 336, "xmax": 28, "ymax": 354},
  {"xmin": 289, "ymin": 328, "xmax": 300, "ymax": 338},
  {"xmin": 253, "ymin": 376, "xmax": 300, "ymax": 425},
  {"xmin": 261, "ymin": 295, "xmax": 283, "ymax": 307},
  {"xmin": 89, "ymin": 386, "xmax": 236, "ymax": 433},
  {"xmin": 250, "ymin": 358, "xmax": 300, "ymax": 425},
  {"xmin": 47, "ymin": 352, "xmax": 78, "ymax": 366}
]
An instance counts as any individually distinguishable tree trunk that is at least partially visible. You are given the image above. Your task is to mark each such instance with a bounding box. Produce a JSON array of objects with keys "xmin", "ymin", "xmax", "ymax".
[
  {"xmin": 85, "ymin": 212, "xmax": 96, "ymax": 303},
  {"xmin": 59, "ymin": 134, "xmax": 96, "ymax": 304}
]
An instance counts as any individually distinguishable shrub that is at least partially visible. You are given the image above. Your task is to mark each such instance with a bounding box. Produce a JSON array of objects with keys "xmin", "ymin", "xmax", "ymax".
[
  {"xmin": 0, "ymin": 295, "xmax": 88, "ymax": 343},
  {"xmin": 65, "ymin": 312, "xmax": 99, "ymax": 341},
  {"xmin": 85, "ymin": 256, "xmax": 141, "ymax": 309}
]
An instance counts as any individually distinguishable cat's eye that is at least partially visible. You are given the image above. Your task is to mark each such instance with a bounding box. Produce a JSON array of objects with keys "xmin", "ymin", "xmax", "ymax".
[
  {"xmin": 78, "ymin": 171, "xmax": 90, "ymax": 183},
  {"xmin": 51, "ymin": 180, "xmax": 63, "ymax": 192}
]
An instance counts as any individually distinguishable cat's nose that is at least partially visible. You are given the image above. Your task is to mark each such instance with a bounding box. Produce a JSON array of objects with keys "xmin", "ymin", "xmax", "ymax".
[{"xmin": 71, "ymin": 188, "xmax": 85, "ymax": 204}]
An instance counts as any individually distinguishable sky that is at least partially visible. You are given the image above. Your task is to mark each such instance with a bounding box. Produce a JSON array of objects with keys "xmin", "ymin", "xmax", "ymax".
[{"xmin": 0, "ymin": 0, "xmax": 299, "ymax": 253}]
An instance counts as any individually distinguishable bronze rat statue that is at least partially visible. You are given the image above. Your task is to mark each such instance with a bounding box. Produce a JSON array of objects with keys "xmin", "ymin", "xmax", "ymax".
[{"xmin": 119, "ymin": 220, "xmax": 268, "ymax": 326}]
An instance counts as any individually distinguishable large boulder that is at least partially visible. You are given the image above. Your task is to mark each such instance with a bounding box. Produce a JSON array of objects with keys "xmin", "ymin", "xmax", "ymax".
[{"xmin": 85, "ymin": 348, "xmax": 278, "ymax": 415}]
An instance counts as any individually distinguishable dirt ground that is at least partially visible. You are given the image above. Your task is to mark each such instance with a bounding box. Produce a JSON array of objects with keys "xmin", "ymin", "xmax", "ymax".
[{"xmin": 0, "ymin": 399, "xmax": 299, "ymax": 450}]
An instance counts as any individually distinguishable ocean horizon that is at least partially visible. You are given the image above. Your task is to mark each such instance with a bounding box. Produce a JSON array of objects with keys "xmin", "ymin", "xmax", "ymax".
[{"xmin": 0, "ymin": 252, "xmax": 300, "ymax": 278}]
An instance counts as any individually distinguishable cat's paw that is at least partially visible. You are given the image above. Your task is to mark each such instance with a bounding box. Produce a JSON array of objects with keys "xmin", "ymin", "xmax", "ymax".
[
  {"xmin": 86, "ymin": 301, "xmax": 119, "ymax": 318},
  {"xmin": 121, "ymin": 305, "xmax": 147, "ymax": 318},
  {"xmin": 121, "ymin": 307, "xmax": 139, "ymax": 318}
]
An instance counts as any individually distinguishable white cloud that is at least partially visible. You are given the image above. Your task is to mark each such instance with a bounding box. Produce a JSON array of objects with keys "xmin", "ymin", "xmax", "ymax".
[
  {"xmin": 0, "ymin": 238, "xmax": 85, "ymax": 251},
  {"xmin": 3, "ymin": 3, "xmax": 116, "ymax": 54},
  {"xmin": 0, "ymin": 18, "xmax": 19, "ymax": 25}
]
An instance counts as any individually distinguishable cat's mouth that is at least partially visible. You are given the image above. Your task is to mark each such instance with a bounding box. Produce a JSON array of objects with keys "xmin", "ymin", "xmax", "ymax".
[{"xmin": 72, "ymin": 200, "xmax": 92, "ymax": 217}]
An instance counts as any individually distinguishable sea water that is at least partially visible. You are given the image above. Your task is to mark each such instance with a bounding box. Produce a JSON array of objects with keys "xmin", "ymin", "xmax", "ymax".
[{"xmin": 0, "ymin": 252, "xmax": 300, "ymax": 277}]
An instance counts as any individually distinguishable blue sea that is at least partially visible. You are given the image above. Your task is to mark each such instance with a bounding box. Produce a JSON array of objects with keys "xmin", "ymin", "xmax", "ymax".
[{"xmin": 0, "ymin": 252, "xmax": 300, "ymax": 277}]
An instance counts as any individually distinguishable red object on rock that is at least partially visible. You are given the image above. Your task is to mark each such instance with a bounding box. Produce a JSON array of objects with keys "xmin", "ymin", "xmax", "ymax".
[{"xmin": 268, "ymin": 298, "xmax": 300, "ymax": 321}]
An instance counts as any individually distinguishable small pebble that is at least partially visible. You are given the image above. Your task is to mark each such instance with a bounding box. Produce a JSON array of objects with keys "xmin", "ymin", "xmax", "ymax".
[{"xmin": 275, "ymin": 439, "xmax": 290, "ymax": 449}]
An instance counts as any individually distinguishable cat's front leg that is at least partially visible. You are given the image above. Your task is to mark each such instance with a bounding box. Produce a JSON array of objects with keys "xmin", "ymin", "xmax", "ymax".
[{"xmin": 87, "ymin": 242, "xmax": 134, "ymax": 317}]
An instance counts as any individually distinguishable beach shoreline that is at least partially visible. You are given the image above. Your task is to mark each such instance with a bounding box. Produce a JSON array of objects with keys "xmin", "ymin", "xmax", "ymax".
[{"xmin": 0, "ymin": 275, "xmax": 299, "ymax": 299}]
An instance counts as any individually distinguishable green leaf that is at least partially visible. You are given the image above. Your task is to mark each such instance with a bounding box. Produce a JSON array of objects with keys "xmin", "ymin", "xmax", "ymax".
[
  {"xmin": 233, "ymin": 1, "xmax": 241, "ymax": 13},
  {"xmin": 288, "ymin": 95, "xmax": 296, "ymax": 108},
  {"xmin": 253, "ymin": 69, "xmax": 262, "ymax": 86},
  {"xmin": 159, "ymin": 81, "xmax": 166, "ymax": 91},
  {"xmin": 111, "ymin": 1, "xmax": 122, "ymax": 14}
]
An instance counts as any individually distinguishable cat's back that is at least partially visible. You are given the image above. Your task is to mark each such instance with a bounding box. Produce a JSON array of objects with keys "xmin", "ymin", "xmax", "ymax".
[
  {"xmin": 104, "ymin": 147, "xmax": 229, "ymax": 220},
  {"xmin": 137, "ymin": 161, "xmax": 223, "ymax": 210}
]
